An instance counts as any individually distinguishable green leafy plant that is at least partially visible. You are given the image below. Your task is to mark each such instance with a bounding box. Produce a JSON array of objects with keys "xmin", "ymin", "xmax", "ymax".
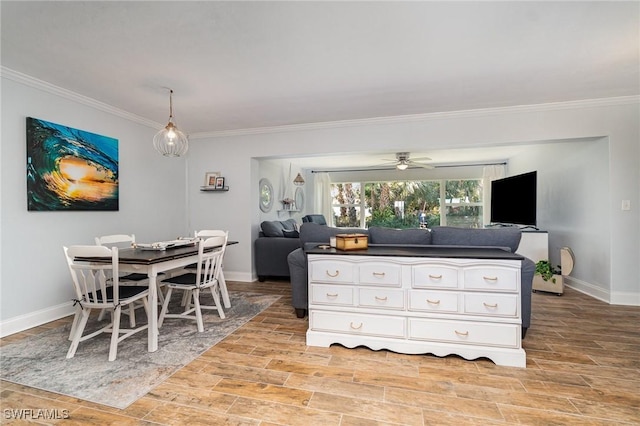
[{"xmin": 535, "ymin": 260, "xmax": 561, "ymax": 282}]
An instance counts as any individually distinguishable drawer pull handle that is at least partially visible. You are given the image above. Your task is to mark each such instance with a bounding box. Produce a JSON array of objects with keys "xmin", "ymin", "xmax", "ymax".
[
  {"xmin": 426, "ymin": 299, "xmax": 441, "ymax": 305},
  {"xmin": 326, "ymin": 293, "xmax": 338, "ymax": 298},
  {"xmin": 374, "ymin": 296, "xmax": 388, "ymax": 301},
  {"xmin": 483, "ymin": 302, "xmax": 498, "ymax": 308},
  {"xmin": 428, "ymin": 274, "xmax": 442, "ymax": 279},
  {"xmin": 483, "ymin": 276, "xmax": 498, "ymax": 281},
  {"xmin": 350, "ymin": 322, "xmax": 363, "ymax": 330},
  {"xmin": 455, "ymin": 330, "xmax": 469, "ymax": 337},
  {"xmin": 372, "ymin": 272, "xmax": 386, "ymax": 277},
  {"xmin": 326, "ymin": 270, "xmax": 340, "ymax": 277}
]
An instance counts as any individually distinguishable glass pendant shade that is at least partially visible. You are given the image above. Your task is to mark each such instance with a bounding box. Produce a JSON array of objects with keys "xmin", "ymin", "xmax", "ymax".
[{"xmin": 153, "ymin": 89, "xmax": 189, "ymax": 157}]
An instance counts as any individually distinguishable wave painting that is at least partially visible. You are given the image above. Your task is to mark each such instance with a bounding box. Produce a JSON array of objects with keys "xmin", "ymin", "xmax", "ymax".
[{"xmin": 26, "ymin": 117, "xmax": 119, "ymax": 211}]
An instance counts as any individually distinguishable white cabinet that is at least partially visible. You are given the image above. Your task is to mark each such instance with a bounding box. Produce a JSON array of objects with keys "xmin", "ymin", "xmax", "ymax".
[
  {"xmin": 517, "ymin": 231, "xmax": 548, "ymax": 263},
  {"xmin": 307, "ymin": 252, "xmax": 526, "ymax": 368}
]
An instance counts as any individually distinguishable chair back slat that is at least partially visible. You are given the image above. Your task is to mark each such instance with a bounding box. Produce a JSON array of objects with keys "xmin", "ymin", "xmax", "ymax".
[
  {"xmin": 95, "ymin": 234, "xmax": 135, "ymax": 248},
  {"xmin": 64, "ymin": 245, "xmax": 120, "ymax": 307},
  {"xmin": 193, "ymin": 236, "xmax": 226, "ymax": 288}
]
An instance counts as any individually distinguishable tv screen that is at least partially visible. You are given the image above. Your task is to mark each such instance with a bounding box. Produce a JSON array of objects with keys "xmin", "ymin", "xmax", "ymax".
[{"xmin": 490, "ymin": 171, "xmax": 537, "ymax": 227}]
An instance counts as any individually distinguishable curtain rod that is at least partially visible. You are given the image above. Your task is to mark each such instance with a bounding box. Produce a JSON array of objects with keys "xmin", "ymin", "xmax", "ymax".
[{"xmin": 311, "ymin": 162, "xmax": 506, "ymax": 173}]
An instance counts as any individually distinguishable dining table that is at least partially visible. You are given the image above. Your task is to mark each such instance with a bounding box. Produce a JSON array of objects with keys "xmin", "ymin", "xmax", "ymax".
[{"xmin": 75, "ymin": 240, "xmax": 237, "ymax": 353}]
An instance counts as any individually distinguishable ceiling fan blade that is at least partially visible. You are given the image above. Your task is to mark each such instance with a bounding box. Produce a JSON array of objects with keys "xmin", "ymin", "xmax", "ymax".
[
  {"xmin": 411, "ymin": 163, "xmax": 435, "ymax": 169},
  {"xmin": 409, "ymin": 156, "xmax": 432, "ymax": 161}
]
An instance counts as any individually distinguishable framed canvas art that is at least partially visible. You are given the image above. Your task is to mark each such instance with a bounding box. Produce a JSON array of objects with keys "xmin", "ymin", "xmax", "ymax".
[{"xmin": 26, "ymin": 117, "xmax": 119, "ymax": 211}]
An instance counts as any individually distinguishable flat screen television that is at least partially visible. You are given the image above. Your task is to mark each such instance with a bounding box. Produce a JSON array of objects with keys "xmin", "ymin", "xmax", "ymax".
[{"xmin": 490, "ymin": 171, "xmax": 537, "ymax": 227}]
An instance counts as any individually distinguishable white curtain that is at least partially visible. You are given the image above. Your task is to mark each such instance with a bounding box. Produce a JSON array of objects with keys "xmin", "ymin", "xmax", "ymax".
[
  {"xmin": 313, "ymin": 172, "xmax": 333, "ymax": 226},
  {"xmin": 482, "ymin": 164, "xmax": 506, "ymax": 226}
]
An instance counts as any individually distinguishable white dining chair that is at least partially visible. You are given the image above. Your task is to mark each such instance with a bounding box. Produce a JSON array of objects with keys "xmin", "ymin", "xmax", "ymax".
[
  {"xmin": 178, "ymin": 230, "xmax": 230, "ymax": 308},
  {"xmin": 95, "ymin": 234, "xmax": 145, "ymax": 328},
  {"xmin": 64, "ymin": 245, "xmax": 150, "ymax": 361},
  {"xmin": 158, "ymin": 236, "xmax": 226, "ymax": 332},
  {"xmin": 95, "ymin": 234, "xmax": 166, "ymax": 317},
  {"xmin": 193, "ymin": 230, "xmax": 230, "ymax": 308}
]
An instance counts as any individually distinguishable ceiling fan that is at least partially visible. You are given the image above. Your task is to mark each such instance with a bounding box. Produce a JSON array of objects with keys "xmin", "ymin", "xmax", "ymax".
[{"xmin": 381, "ymin": 152, "xmax": 434, "ymax": 170}]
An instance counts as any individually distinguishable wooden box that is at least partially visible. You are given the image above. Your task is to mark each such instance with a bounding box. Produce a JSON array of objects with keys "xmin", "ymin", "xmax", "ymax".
[{"xmin": 335, "ymin": 233, "xmax": 368, "ymax": 251}]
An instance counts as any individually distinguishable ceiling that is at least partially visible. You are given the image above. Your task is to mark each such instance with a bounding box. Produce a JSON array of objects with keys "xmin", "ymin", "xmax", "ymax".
[{"xmin": 1, "ymin": 1, "xmax": 638, "ymax": 167}]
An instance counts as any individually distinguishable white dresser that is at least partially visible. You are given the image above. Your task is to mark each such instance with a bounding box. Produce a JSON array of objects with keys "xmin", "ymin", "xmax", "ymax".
[{"xmin": 306, "ymin": 247, "xmax": 526, "ymax": 368}]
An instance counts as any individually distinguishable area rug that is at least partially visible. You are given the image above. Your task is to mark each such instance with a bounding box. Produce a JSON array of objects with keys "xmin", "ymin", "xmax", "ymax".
[{"xmin": 0, "ymin": 292, "xmax": 279, "ymax": 409}]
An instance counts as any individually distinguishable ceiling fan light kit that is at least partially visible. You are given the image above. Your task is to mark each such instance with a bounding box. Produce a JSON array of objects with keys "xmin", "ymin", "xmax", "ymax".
[
  {"xmin": 153, "ymin": 89, "xmax": 189, "ymax": 157},
  {"xmin": 382, "ymin": 152, "xmax": 433, "ymax": 170}
]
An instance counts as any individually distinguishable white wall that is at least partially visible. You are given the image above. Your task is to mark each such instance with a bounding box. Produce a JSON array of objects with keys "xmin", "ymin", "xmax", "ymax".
[
  {"xmin": 0, "ymin": 76, "xmax": 188, "ymax": 335},
  {"xmin": 187, "ymin": 98, "xmax": 639, "ymax": 305},
  {"xmin": 2, "ymin": 73, "xmax": 637, "ymax": 336},
  {"xmin": 508, "ymin": 138, "xmax": 611, "ymax": 300}
]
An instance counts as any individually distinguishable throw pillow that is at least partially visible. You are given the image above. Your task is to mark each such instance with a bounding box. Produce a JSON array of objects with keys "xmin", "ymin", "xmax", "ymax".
[
  {"xmin": 281, "ymin": 218, "xmax": 298, "ymax": 231},
  {"xmin": 260, "ymin": 220, "xmax": 285, "ymax": 237},
  {"xmin": 283, "ymin": 229, "xmax": 300, "ymax": 238}
]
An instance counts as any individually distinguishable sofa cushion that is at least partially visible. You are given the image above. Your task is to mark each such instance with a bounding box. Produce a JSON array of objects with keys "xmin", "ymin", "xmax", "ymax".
[
  {"xmin": 369, "ymin": 226, "xmax": 432, "ymax": 245},
  {"xmin": 283, "ymin": 229, "xmax": 300, "ymax": 238},
  {"xmin": 431, "ymin": 226, "xmax": 522, "ymax": 253},
  {"xmin": 282, "ymin": 218, "xmax": 298, "ymax": 231}
]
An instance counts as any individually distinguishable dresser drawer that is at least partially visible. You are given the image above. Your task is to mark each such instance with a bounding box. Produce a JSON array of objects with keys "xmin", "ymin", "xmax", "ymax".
[
  {"xmin": 464, "ymin": 267, "xmax": 518, "ymax": 291},
  {"xmin": 408, "ymin": 318, "xmax": 519, "ymax": 348},
  {"xmin": 310, "ymin": 284, "xmax": 354, "ymax": 306},
  {"xmin": 310, "ymin": 260, "xmax": 355, "ymax": 283},
  {"xmin": 358, "ymin": 288, "xmax": 405, "ymax": 310},
  {"xmin": 409, "ymin": 290, "xmax": 460, "ymax": 313},
  {"xmin": 310, "ymin": 311, "xmax": 406, "ymax": 338},
  {"xmin": 464, "ymin": 293, "xmax": 518, "ymax": 317},
  {"xmin": 359, "ymin": 262, "xmax": 401, "ymax": 286},
  {"xmin": 413, "ymin": 265, "xmax": 459, "ymax": 289}
]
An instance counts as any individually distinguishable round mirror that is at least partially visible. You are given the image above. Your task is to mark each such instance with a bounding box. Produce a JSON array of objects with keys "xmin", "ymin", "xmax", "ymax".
[
  {"xmin": 294, "ymin": 187, "xmax": 304, "ymax": 211},
  {"xmin": 259, "ymin": 178, "xmax": 274, "ymax": 212}
]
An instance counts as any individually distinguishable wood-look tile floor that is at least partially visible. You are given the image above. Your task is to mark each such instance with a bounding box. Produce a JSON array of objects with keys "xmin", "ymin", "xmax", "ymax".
[{"xmin": 2, "ymin": 281, "xmax": 639, "ymax": 425}]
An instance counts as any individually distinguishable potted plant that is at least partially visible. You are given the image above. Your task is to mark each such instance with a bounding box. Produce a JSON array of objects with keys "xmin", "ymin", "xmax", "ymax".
[{"xmin": 533, "ymin": 260, "xmax": 564, "ymax": 295}]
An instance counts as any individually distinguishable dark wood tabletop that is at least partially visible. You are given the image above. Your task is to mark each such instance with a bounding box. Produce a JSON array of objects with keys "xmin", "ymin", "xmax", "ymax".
[
  {"xmin": 305, "ymin": 244, "xmax": 524, "ymax": 260},
  {"xmin": 75, "ymin": 241, "xmax": 238, "ymax": 265}
]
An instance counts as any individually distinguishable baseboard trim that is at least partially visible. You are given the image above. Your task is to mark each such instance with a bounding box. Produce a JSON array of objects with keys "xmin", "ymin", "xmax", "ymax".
[
  {"xmin": 564, "ymin": 276, "xmax": 610, "ymax": 303},
  {"xmin": 609, "ymin": 291, "xmax": 640, "ymax": 306},
  {"xmin": 0, "ymin": 302, "xmax": 75, "ymax": 338}
]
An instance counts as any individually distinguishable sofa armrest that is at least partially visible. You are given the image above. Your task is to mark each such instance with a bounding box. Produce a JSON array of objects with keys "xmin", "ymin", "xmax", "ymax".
[
  {"xmin": 287, "ymin": 248, "xmax": 308, "ymax": 316},
  {"xmin": 254, "ymin": 237, "xmax": 301, "ymax": 279}
]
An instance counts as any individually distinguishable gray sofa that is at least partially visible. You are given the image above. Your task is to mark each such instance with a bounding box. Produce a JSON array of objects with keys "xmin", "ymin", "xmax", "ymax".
[
  {"xmin": 254, "ymin": 219, "xmax": 300, "ymax": 281},
  {"xmin": 287, "ymin": 223, "xmax": 535, "ymax": 337}
]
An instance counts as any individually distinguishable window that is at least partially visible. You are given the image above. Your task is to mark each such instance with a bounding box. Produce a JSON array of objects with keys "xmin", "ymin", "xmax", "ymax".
[
  {"xmin": 330, "ymin": 179, "xmax": 482, "ymax": 229},
  {"xmin": 442, "ymin": 179, "xmax": 483, "ymax": 228},
  {"xmin": 331, "ymin": 183, "xmax": 362, "ymax": 227}
]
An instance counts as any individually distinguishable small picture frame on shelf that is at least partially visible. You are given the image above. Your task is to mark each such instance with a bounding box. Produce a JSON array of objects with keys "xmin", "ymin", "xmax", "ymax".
[
  {"xmin": 204, "ymin": 171, "xmax": 220, "ymax": 187},
  {"xmin": 215, "ymin": 177, "xmax": 225, "ymax": 189}
]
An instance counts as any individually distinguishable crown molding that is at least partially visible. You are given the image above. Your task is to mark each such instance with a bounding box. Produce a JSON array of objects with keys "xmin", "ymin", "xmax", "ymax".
[
  {"xmin": 191, "ymin": 95, "xmax": 639, "ymax": 139},
  {"xmin": 3, "ymin": 66, "xmax": 637, "ymax": 140},
  {"xmin": 0, "ymin": 66, "xmax": 162, "ymax": 130}
]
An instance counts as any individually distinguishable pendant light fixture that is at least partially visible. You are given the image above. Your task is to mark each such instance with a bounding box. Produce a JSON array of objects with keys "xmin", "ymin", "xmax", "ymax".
[
  {"xmin": 153, "ymin": 89, "xmax": 189, "ymax": 157},
  {"xmin": 293, "ymin": 172, "xmax": 305, "ymax": 186}
]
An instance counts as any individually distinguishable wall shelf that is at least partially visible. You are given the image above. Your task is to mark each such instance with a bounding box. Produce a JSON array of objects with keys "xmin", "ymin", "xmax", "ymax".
[{"xmin": 200, "ymin": 186, "xmax": 229, "ymax": 192}]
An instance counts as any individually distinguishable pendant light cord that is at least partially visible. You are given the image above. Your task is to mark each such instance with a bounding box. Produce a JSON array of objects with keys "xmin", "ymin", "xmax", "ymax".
[{"xmin": 169, "ymin": 89, "xmax": 174, "ymax": 121}]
